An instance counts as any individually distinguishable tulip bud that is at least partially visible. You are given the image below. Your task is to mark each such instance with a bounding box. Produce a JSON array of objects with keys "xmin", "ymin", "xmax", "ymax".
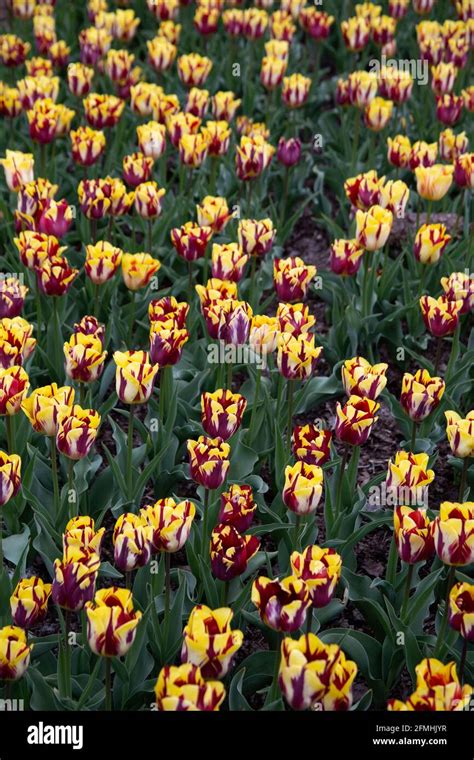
[
  {"xmin": 0, "ymin": 626, "xmax": 32, "ymax": 681},
  {"xmin": 364, "ymin": 97, "xmax": 393, "ymax": 130},
  {"xmin": 329, "ymin": 239, "xmax": 365, "ymax": 276},
  {"xmin": 277, "ymin": 137, "xmax": 302, "ymax": 167},
  {"xmin": 211, "ymin": 243, "xmax": 248, "ymax": 282},
  {"xmin": 276, "ymin": 302, "xmax": 315, "ymax": 336},
  {"xmin": 52, "ymin": 546, "xmax": 100, "ymax": 611},
  {"xmin": 274, "ymin": 256, "xmax": 316, "ymax": 301},
  {"xmin": 149, "ymin": 296, "xmax": 189, "ymax": 328},
  {"xmin": 0, "ymin": 450, "xmax": 21, "ymax": 505},
  {"xmin": 216, "ymin": 300, "xmax": 253, "ymax": 345},
  {"xmin": 415, "ymin": 164, "xmax": 454, "ymax": 201},
  {"xmin": 210, "ymin": 523, "xmax": 260, "ymax": 581},
  {"xmin": 335, "ymin": 395, "xmax": 379, "ymax": 446},
  {"xmin": 37, "ymin": 257, "xmax": 78, "ymax": 297},
  {"xmin": 449, "ymin": 582, "xmax": 474, "ymax": 642},
  {"xmin": 85, "ymin": 241, "xmax": 123, "ymax": 285},
  {"xmin": 441, "ymin": 272, "xmax": 474, "ymax": 314},
  {"xmin": 201, "ymin": 389, "xmax": 247, "ymax": 440},
  {"xmin": 83, "ymin": 93, "xmax": 124, "ymax": 129},
  {"xmin": 113, "ymin": 513, "xmax": 153, "ymax": 572},
  {"xmin": 341, "ymin": 16, "xmax": 370, "ymax": 51},
  {"xmin": 86, "ymin": 587, "xmax": 142, "ymax": 657},
  {"xmin": 387, "ymin": 134, "xmax": 412, "ymax": 168},
  {"xmin": 0, "ymin": 366, "xmax": 30, "ymax": 415},
  {"xmin": 433, "ymin": 502, "xmax": 474, "ymax": 566},
  {"xmin": 64, "ymin": 333, "xmax": 107, "ymax": 384},
  {"xmin": 282, "ymin": 462, "xmax": 323, "ymax": 515},
  {"xmin": 0, "ymin": 149, "xmax": 34, "ymax": 192},
  {"xmin": 341, "ymin": 356, "xmax": 388, "ymax": 400},
  {"xmin": 10, "ymin": 577, "xmax": 52, "ymax": 629},
  {"xmin": 291, "ymin": 545, "xmax": 342, "ymax": 608},
  {"xmin": 211, "ymin": 90, "xmax": 241, "ymax": 122},
  {"xmin": 293, "ymin": 424, "xmax": 332, "ymax": 466},
  {"xmin": 177, "ymin": 53, "xmax": 213, "ymax": 87},
  {"xmin": 113, "ymin": 350, "xmax": 159, "ymax": 405},
  {"xmin": 140, "ymin": 498, "xmax": 196, "ymax": 553},
  {"xmin": 70, "ymin": 126, "xmax": 106, "ymax": 167},
  {"xmin": 394, "ymin": 506, "xmax": 434, "ymax": 564},
  {"xmin": 355, "ymin": 205, "xmax": 393, "ymax": 251},
  {"xmin": 277, "ymin": 333, "xmax": 322, "ymax": 381},
  {"xmin": 445, "ymin": 410, "xmax": 474, "ymax": 458},
  {"xmin": 56, "ymin": 405, "xmax": 100, "ymax": 461},
  {"xmin": 420, "ymin": 295, "xmax": 462, "ymax": 338},
  {"xmin": 123, "ymin": 151, "xmax": 154, "ymax": 188},
  {"xmin": 238, "ymin": 218, "xmax": 275, "ymax": 258},
  {"xmin": 137, "ymin": 121, "xmax": 166, "ymax": 160},
  {"xmin": 22, "ymin": 383, "xmax": 74, "ymax": 436},
  {"xmin": 252, "ymin": 575, "xmax": 310, "ymax": 632},
  {"xmin": 279, "ymin": 633, "xmax": 357, "ymax": 710},
  {"xmin": 409, "ymin": 140, "xmax": 438, "ymax": 170},
  {"xmin": 154, "ymin": 663, "xmax": 225, "ymax": 711},
  {"xmin": 187, "ymin": 436, "xmax": 230, "ymax": 490},
  {"xmin": 400, "ymin": 369, "xmax": 445, "ymax": 423},
  {"xmin": 181, "ymin": 604, "xmax": 243, "ymax": 678},
  {"xmin": 236, "ymin": 135, "xmax": 275, "ymax": 181},
  {"xmin": 149, "ymin": 323, "xmax": 189, "ymax": 366},
  {"xmin": 185, "ymin": 87, "xmax": 210, "ymax": 119},
  {"xmin": 171, "ymin": 222, "xmax": 212, "ymax": 262},
  {"xmin": 196, "ymin": 195, "xmax": 233, "ymax": 232},
  {"xmin": 386, "ymin": 451, "xmax": 434, "ymax": 506},
  {"xmin": 348, "ymin": 70, "xmax": 378, "ymax": 107},
  {"xmin": 219, "ymin": 484, "xmax": 256, "ymax": 532},
  {"xmin": 122, "ymin": 253, "xmax": 161, "ymax": 291},
  {"xmin": 134, "ymin": 181, "xmax": 166, "ymax": 219},
  {"xmin": 67, "ymin": 62, "xmax": 94, "ymax": 97},
  {"xmin": 249, "ymin": 315, "xmax": 278, "ymax": 355},
  {"xmin": 436, "ymin": 94, "xmax": 463, "ymax": 126},
  {"xmin": 63, "ymin": 515, "xmax": 105, "ymax": 555},
  {"xmin": 414, "ymin": 224, "xmax": 451, "ymax": 264}
]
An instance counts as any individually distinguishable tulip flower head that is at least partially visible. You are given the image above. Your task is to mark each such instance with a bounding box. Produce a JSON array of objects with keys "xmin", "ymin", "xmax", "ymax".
[
  {"xmin": 394, "ymin": 507, "xmax": 435, "ymax": 564},
  {"xmin": 210, "ymin": 523, "xmax": 260, "ymax": 581},
  {"xmin": 293, "ymin": 424, "xmax": 332, "ymax": 466},
  {"xmin": 181, "ymin": 605, "xmax": 243, "ymax": 678},
  {"xmin": 419, "ymin": 295, "xmax": 462, "ymax": 338},
  {"xmin": 10, "ymin": 577, "xmax": 52, "ymax": 629},
  {"xmin": 0, "ymin": 366, "xmax": 30, "ymax": 415},
  {"xmin": 445, "ymin": 410, "xmax": 474, "ymax": 458},
  {"xmin": 386, "ymin": 451, "xmax": 435, "ymax": 506},
  {"xmin": 415, "ymin": 164, "xmax": 454, "ymax": 201},
  {"xmin": 277, "ymin": 333, "xmax": 323, "ymax": 381},
  {"xmin": 282, "ymin": 461, "xmax": 324, "ymax": 515},
  {"xmin": 140, "ymin": 498, "xmax": 196, "ymax": 553},
  {"xmin": 113, "ymin": 513, "xmax": 153, "ymax": 573},
  {"xmin": 0, "ymin": 150, "xmax": 34, "ymax": 192},
  {"xmin": 201, "ymin": 389, "xmax": 247, "ymax": 440},
  {"xmin": 400, "ymin": 369, "xmax": 445, "ymax": 422},
  {"xmin": 86, "ymin": 587, "xmax": 142, "ymax": 657},
  {"xmin": 291, "ymin": 545, "xmax": 342, "ymax": 607},
  {"xmin": 187, "ymin": 436, "xmax": 230, "ymax": 490},
  {"xmin": 388, "ymin": 658, "xmax": 473, "ymax": 711},
  {"xmin": 113, "ymin": 351, "xmax": 159, "ymax": 405},
  {"xmin": 414, "ymin": 224, "xmax": 451, "ymax": 265},
  {"xmin": 341, "ymin": 356, "xmax": 388, "ymax": 400},
  {"xmin": 63, "ymin": 515, "xmax": 105, "ymax": 555},
  {"xmin": 0, "ymin": 626, "xmax": 32, "ymax": 681},
  {"xmin": 56, "ymin": 405, "xmax": 100, "ymax": 461},
  {"xmin": 330, "ymin": 239, "xmax": 365, "ymax": 276},
  {"xmin": 52, "ymin": 546, "xmax": 100, "ymax": 611},
  {"xmin": 355, "ymin": 205, "xmax": 393, "ymax": 251},
  {"xmin": 335, "ymin": 395, "xmax": 379, "ymax": 446},
  {"xmin": 154, "ymin": 663, "xmax": 225, "ymax": 711},
  {"xmin": 449, "ymin": 582, "xmax": 474, "ymax": 642},
  {"xmin": 218, "ymin": 484, "xmax": 256, "ymax": 532},
  {"xmin": 252, "ymin": 575, "xmax": 311, "ymax": 632},
  {"xmin": 433, "ymin": 502, "xmax": 474, "ymax": 566}
]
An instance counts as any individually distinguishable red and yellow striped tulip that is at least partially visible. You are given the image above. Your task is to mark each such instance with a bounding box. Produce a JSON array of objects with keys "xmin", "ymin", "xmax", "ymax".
[
  {"xmin": 335, "ymin": 395, "xmax": 379, "ymax": 446},
  {"xmin": 83, "ymin": 92, "xmax": 124, "ymax": 129},
  {"xmin": 293, "ymin": 424, "xmax": 332, "ymax": 466},
  {"xmin": 63, "ymin": 515, "xmax": 105, "ymax": 555},
  {"xmin": 154, "ymin": 663, "xmax": 225, "ymax": 711},
  {"xmin": 386, "ymin": 451, "xmax": 435, "ymax": 504},
  {"xmin": 414, "ymin": 224, "xmax": 451, "ymax": 264},
  {"xmin": 177, "ymin": 53, "xmax": 213, "ymax": 87},
  {"xmin": 355, "ymin": 205, "xmax": 393, "ymax": 251},
  {"xmin": 387, "ymin": 134, "xmax": 412, "ymax": 168},
  {"xmin": 196, "ymin": 195, "xmax": 233, "ymax": 232},
  {"xmin": 249, "ymin": 315, "xmax": 278, "ymax": 355},
  {"xmin": 85, "ymin": 241, "xmax": 123, "ymax": 285},
  {"xmin": 0, "ymin": 366, "xmax": 29, "ymax": 415},
  {"xmin": 0, "ymin": 150, "xmax": 34, "ymax": 192},
  {"xmin": 409, "ymin": 140, "xmax": 438, "ymax": 170},
  {"xmin": 187, "ymin": 436, "xmax": 230, "ymax": 490},
  {"xmin": 433, "ymin": 502, "xmax": 474, "ymax": 566},
  {"xmin": 171, "ymin": 222, "xmax": 212, "ymax": 262},
  {"xmin": 122, "ymin": 252, "xmax": 161, "ymax": 291},
  {"xmin": 67, "ymin": 62, "xmax": 94, "ymax": 97},
  {"xmin": 10, "ymin": 577, "xmax": 51, "ymax": 629},
  {"xmin": 0, "ymin": 277, "xmax": 28, "ymax": 320},
  {"xmin": 274, "ymin": 256, "xmax": 316, "ymax": 301},
  {"xmin": 134, "ymin": 181, "xmax": 166, "ymax": 218},
  {"xmin": 86, "ymin": 587, "xmax": 142, "ymax": 657},
  {"xmin": 394, "ymin": 506, "xmax": 434, "ymax": 564},
  {"xmin": 201, "ymin": 389, "xmax": 247, "ymax": 440},
  {"xmin": 290, "ymin": 546, "xmax": 342, "ymax": 608},
  {"xmin": 445, "ymin": 410, "xmax": 474, "ymax": 458},
  {"xmin": 70, "ymin": 126, "xmax": 106, "ymax": 167},
  {"xmin": 211, "ymin": 90, "xmax": 241, "ymax": 121},
  {"xmin": 252, "ymin": 575, "xmax": 310, "ymax": 632},
  {"xmin": 400, "ymin": 369, "xmax": 445, "ymax": 422},
  {"xmin": 64, "ymin": 333, "xmax": 106, "ymax": 383},
  {"xmin": 329, "ymin": 239, "xmax": 365, "ymax": 276},
  {"xmin": 341, "ymin": 16, "xmax": 370, "ymax": 51},
  {"xmin": 211, "ymin": 243, "xmax": 248, "ymax": 282},
  {"xmin": 22, "ymin": 383, "xmax": 74, "ymax": 436},
  {"xmin": 449, "ymin": 582, "xmax": 474, "ymax": 642},
  {"xmin": 181, "ymin": 604, "xmax": 243, "ymax": 678},
  {"xmin": 210, "ymin": 523, "xmax": 260, "ymax": 581},
  {"xmin": 236, "ymin": 135, "xmax": 275, "ymax": 181},
  {"xmin": 415, "ymin": 164, "xmax": 454, "ymax": 201},
  {"xmin": 238, "ymin": 218, "xmax": 275, "ymax": 258},
  {"xmin": 56, "ymin": 405, "xmax": 100, "ymax": 460},
  {"xmin": 137, "ymin": 121, "xmax": 166, "ymax": 160},
  {"xmin": 113, "ymin": 350, "xmax": 159, "ymax": 405},
  {"xmin": 283, "ymin": 461, "xmax": 323, "ymax": 515},
  {"xmin": 420, "ymin": 295, "xmax": 462, "ymax": 338},
  {"xmin": 341, "ymin": 356, "xmax": 388, "ymax": 400},
  {"xmin": 185, "ymin": 87, "xmax": 209, "ymax": 119},
  {"xmin": 277, "ymin": 333, "xmax": 322, "ymax": 381},
  {"xmin": 140, "ymin": 498, "xmax": 195, "ymax": 553},
  {"xmin": 219, "ymin": 484, "xmax": 256, "ymax": 532},
  {"xmin": 52, "ymin": 546, "xmax": 100, "ymax": 611},
  {"xmin": 276, "ymin": 302, "xmax": 315, "ymax": 336},
  {"xmin": 113, "ymin": 513, "xmax": 153, "ymax": 572},
  {"xmin": 149, "ymin": 322, "xmax": 189, "ymax": 366},
  {"xmin": 0, "ymin": 626, "xmax": 32, "ymax": 681},
  {"xmin": 441, "ymin": 272, "xmax": 474, "ymax": 314}
]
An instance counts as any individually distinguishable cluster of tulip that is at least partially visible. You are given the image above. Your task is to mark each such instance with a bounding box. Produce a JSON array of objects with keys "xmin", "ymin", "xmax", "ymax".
[{"xmin": 0, "ymin": 0, "xmax": 473, "ymax": 719}]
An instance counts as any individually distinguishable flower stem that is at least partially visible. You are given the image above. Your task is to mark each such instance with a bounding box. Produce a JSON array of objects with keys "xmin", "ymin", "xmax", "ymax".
[
  {"xmin": 126, "ymin": 405, "xmax": 134, "ymax": 503},
  {"xmin": 401, "ymin": 563, "xmax": 414, "ymax": 621},
  {"xmin": 221, "ymin": 580, "xmax": 229, "ymax": 606},
  {"xmin": 410, "ymin": 420, "xmax": 418, "ymax": 452},
  {"xmin": 459, "ymin": 457, "xmax": 469, "ymax": 501},
  {"xmin": 334, "ymin": 446, "xmax": 350, "ymax": 521},
  {"xmin": 286, "ymin": 378, "xmax": 294, "ymax": 458},
  {"xmin": 248, "ymin": 368, "xmax": 261, "ymax": 443},
  {"xmin": 268, "ymin": 632, "xmax": 282, "ymax": 704},
  {"xmin": 67, "ymin": 458, "xmax": 76, "ymax": 519},
  {"xmin": 104, "ymin": 657, "xmax": 112, "ymax": 711},
  {"xmin": 306, "ymin": 607, "xmax": 312, "ymax": 637},
  {"xmin": 201, "ymin": 488, "xmax": 210, "ymax": 558},
  {"xmin": 50, "ymin": 436, "xmax": 60, "ymax": 517},
  {"xmin": 434, "ymin": 565, "xmax": 456, "ymax": 658},
  {"xmin": 434, "ymin": 337, "xmax": 443, "ymax": 375},
  {"xmin": 5, "ymin": 415, "xmax": 15, "ymax": 454},
  {"xmin": 459, "ymin": 637, "xmax": 468, "ymax": 684},
  {"xmin": 385, "ymin": 535, "xmax": 398, "ymax": 585},
  {"xmin": 127, "ymin": 291, "xmax": 136, "ymax": 346}
]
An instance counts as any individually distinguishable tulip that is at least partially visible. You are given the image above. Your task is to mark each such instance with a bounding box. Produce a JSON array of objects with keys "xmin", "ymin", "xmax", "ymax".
[
  {"xmin": 386, "ymin": 451, "xmax": 435, "ymax": 506},
  {"xmin": 454, "ymin": 153, "xmax": 474, "ymax": 191},
  {"xmin": 56, "ymin": 405, "xmax": 100, "ymax": 461},
  {"xmin": 348, "ymin": 71, "xmax": 378, "ymax": 108},
  {"xmin": 394, "ymin": 506, "xmax": 435, "ymax": 564},
  {"xmin": 290, "ymin": 546, "xmax": 342, "ymax": 608},
  {"xmin": 113, "ymin": 513, "xmax": 153, "ymax": 574},
  {"xmin": 52, "ymin": 546, "xmax": 100, "ymax": 611},
  {"xmin": 187, "ymin": 436, "xmax": 230, "ymax": 490},
  {"xmin": 134, "ymin": 181, "xmax": 166, "ymax": 220},
  {"xmin": 219, "ymin": 484, "xmax": 256, "ymax": 533},
  {"xmin": 400, "ymin": 369, "xmax": 445, "ymax": 426},
  {"xmin": 178, "ymin": 132, "xmax": 209, "ymax": 168},
  {"xmin": 63, "ymin": 515, "xmax": 105, "ymax": 555},
  {"xmin": 335, "ymin": 395, "xmax": 379, "ymax": 447},
  {"xmin": 274, "ymin": 256, "xmax": 316, "ymax": 301},
  {"xmin": 210, "ymin": 523, "xmax": 260, "ymax": 582},
  {"xmin": 70, "ymin": 126, "xmax": 106, "ymax": 167},
  {"xmin": 37, "ymin": 198, "xmax": 74, "ymax": 238},
  {"xmin": 123, "ymin": 152, "xmax": 154, "ymax": 188},
  {"xmin": 441, "ymin": 272, "xmax": 474, "ymax": 314},
  {"xmin": 78, "ymin": 27, "xmax": 111, "ymax": 66},
  {"xmin": 37, "ymin": 257, "xmax": 78, "ymax": 297},
  {"xmin": 277, "ymin": 137, "xmax": 302, "ymax": 167},
  {"xmin": 196, "ymin": 195, "xmax": 233, "ymax": 232},
  {"xmin": 277, "ymin": 333, "xmax": 322, "ymax": 381},
  {"xmin": 0, "ymin": 86, "xmax": 22, "ymax": 118},
  {"xmin": 252, "ymin": 575, "xmax": 310, "ymax": 632},
  {"xmin": 293, "ymin": 424, "xmax": 332, "ymax": 466},
  {"xmin": 216, "ymin": 300, "xmax": 253, "ymax": 346},
  {"xmin": 195, "ymin": 278, "xmax": 237, "ymax": 310},
  {"xmin": 149, "ymin": 323, "xmax": 189, "ymax": 367},
  {"xmin": 463, "ymin": 86, "xmax": 474, "ymax": 112},
  {"xmin": 149, "ymin": 297, "xmax": 189, "ymax": 333},
  {"xmin": 185, "ymin": 88, "xmax": 209, "ymax": 119},
  {"xmin": 10, "ymin": 577, "xmax": 52, "ymax": 630},
  {"xmin": 63, "ymin": 333, "xmax": 107, "ymax": 385},
  {"xmin": 211, "ymin": 91, "xmax": 241, "ymax": 121},
  {"xmin": 329, "ymin": 239, "xmax": 364, "ymax": 276},
  {"xmin": 433, "ymin": 502, "xmax": 474, "ymax": 566},
  {"xmin": 341, "ymin": 16, "xmax": 370, "ymax": 51},
  {"xmin": 0, "ymin": 626, "xmax": 32, "ymax": 681},
  {"xmin": 378, "ymin": 67, "xmax": 413, "ymax": 103},
  {"xmin": 238, "ymin": 218, "xmax": 275, "ymax": 257},
  {"xmin": 260, "ymin": 55, "xmax": 287, "ymax": 90},
  {"xmin": 243, "ymin": 8, "xmax": 269, "ymax": 38},
  {"xmin": 181, "ymin": 605, "xmax": 243, "ymax": 678},
  {"xmin": 171, "ymin": 222, "xmax": 212, "ymax": 262},
  {"xmin": 22, "ymin": 383, "xmax": 74, "ymax": 437},
  {"xmin": 414, "ymin": 224, "xmax": 451, "ymax": 265},
  {"xmin": 114, "ymin": 351, "xmax": 159, "ymax": 405},
  {"xmin": 415, "ymin": 164, "xmax": 454, "ymax": 202},
  {"xmin": 0, "ymin": 366, "xmax": 30, "ymax": 416},
  {"xmin": 364, "ymin": 97, "xmax": 393, "ymax": 131},
  {"xmin": 122, "ymin": 253, "xmax": 161, "ymax": 292},
  {"xmin": 341, "ymin": 356, "xmax": 388, "ymax": 400},
  {"xmin": 282, "ymin": 462, "xmax": 323, "ymax": 516},
  {"xmin": 83, "ymin": 93, "xmax": 124, "ymax": 129},
  {"xmin": 279, "ymin": 633, "xmax": 357, "ymax": 710},
  {"xmin": 27, "ymin": 99, "xmax": 74, "ymax": 144},
  {"xmin": 85, "ymin": 241, "xmax": 123, "ymax": 285},
  {"xmin": 445, "ymin": 410, "xmax": 474, "ymax": 460},
  {"xmin": 388, "ymin": 658, "xmax": 472, "ymax": 711},
  {"xmin": 387, "ymin": 134, "xmax": 411, "ymax": 168},
  {"xmin": 85, "ymin": 587, "xmax": 142, "ymax": 658},
  {"xmin": 379, "ymin": 180, "xmax": 410, "ymax": 219},
  {"xmin": 436, "ymin": 94, "xmax": 463, "ymax": 126},
  {"xmin": 211, "ymin": 243, "xmax": 248, "ymax": 282},
  {"xmin": 236, "ymin": 135, "xmax": 275, "ymax": 181},
  {"xmin": 276, "ymin": 303, "xmax": 315, "ymax": 336},
  {"xmin": 344, "ymin": 170, "xmax": 384, "ymax": 211},
  {"xmin": 67, "ymin": 62, "xmax": 94, "ymax": 97},
  {"xmin": 177, "ymin": 53, "xmax": 213, "ymax": 87},
  {"xmin": 154, "ymin": 663, "xmax": 225, "ymax": 711},
  {"xmin": 431, "ymin": 62, "xmax": 458, "ymax": 96},
  {"xmin": 300, "ymin": 8, "xmax": 334, "ymax": 39},
  {"xmin": 48, "ymin": 40, "xmax": 70, "ymax": 68},
  {"xmin": 140, "ymin": 499, "xmax": 196, "ymax": 554},
  {"xmin": 449, "ymin": 582, "xmax": 474, "ymax": 643},
  {"xmin": 166, "ymin": 111, "xmax": 201, "ymax": 149},
  {"xmin": 0, "ymin": 150, "xmax": 34, "ymax": 192},
  {"xmin": 355, "ymin": 205, "xmax": 393, "ymax": 251},
  {"xmin": 0, "ymin": 317, "xmax": 35, "ymax": 368},
  {"xmin": 249, "ymin": 315, "xmax": 278, "ymax": 355},
  {"xmin": 420, "ymin": 294, "xmax": 462, "ymax": 338},
  {"xmin": 201, "ymin": 389, "xmax": 247, "ymax": 441},
  {"xmin": 137, "ymin": 121, "xmax": 167, "ymax": 160},
  {"xmin": 281, "ymin": 73, "xmax": 311, "ymax": 108},
  {"xmin": 409, "ymin": 140, "xmax": 438, "ymax": 170}
]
